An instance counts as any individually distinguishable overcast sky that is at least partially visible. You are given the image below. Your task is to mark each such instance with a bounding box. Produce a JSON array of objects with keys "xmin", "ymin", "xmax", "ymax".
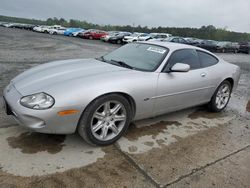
[{"xmin": 1, "ymin": 0, "xmax": 249, "ymax": 33}]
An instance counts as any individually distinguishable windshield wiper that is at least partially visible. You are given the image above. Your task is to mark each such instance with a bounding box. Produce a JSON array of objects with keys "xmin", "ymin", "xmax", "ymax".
[
  {"xmin": 96, "ymin": 56, "xmax": 107, "ymax": 62},
  {"xmin": 97, "ymin": 57, "xmax": 135, "ymax": 70},
  {"xmin": 110, "ymin": 59, "xmax": 134, "ymax": 70}
]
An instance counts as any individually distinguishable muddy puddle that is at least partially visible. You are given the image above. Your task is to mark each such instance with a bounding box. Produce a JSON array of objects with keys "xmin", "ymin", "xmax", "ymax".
[
  {"xmin": 188, "ymin": 108, "xmax": 227, "ymax": 120},
  {"xmin": 0, "ymin": 146, "xmax": 151, "ymax": 188},
  {"xmin": 246, "ymin": 101, "xmax": 250, "ymax": 112},
  {"xmin": 125, "ymin": 121, "xmax": 182, "ymax": 141},
  {"xmin": 7, "ymin": 132, "xmax": 66, "ymax": 154}
]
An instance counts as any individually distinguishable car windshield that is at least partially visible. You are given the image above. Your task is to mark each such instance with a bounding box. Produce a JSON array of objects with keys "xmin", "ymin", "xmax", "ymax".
[
  {"xmin": 163, "ymin": 37, "xmax": 174, "ymax": 42},
  {"xmin": 118, "ymin": 33, "xmax": 127, "ymax": 36},
  {"xmin": 218, "ymin": 42, "xmax": 228, "ymax": 45},
  {"xmin": 130, "ymin": 33, "xmax": 141, "ymax": 37},
  {"xmin": 203, "ymin": 40, "xmax": 218, "ymax": 45},
  {"xmin": 140, "ymin": 34, "xmax": 149, "ymax": 37},
  {"xmin": 100, "ymin": 43, "xmax": 168, "ymax": 71}
]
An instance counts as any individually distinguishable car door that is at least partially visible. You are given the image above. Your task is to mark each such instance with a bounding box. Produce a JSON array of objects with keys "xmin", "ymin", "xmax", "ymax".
[{"xmin": 154, "ymin": 49, "xmax": 211, "ymax": 115}]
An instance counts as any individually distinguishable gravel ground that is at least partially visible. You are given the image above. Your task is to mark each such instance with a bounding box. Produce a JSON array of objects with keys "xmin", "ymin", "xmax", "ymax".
[{"xmin": 0, "ymin": 27, "xmax": 249, "ymax": 188}]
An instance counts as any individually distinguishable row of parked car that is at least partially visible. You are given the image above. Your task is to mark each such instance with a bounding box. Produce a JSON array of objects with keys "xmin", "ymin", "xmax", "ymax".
[{"xmin": 1, "ymin": 22, "xmax": 250, "ymax": 54}]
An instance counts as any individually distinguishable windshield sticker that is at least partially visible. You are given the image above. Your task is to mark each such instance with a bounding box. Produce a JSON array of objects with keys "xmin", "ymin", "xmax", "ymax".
[{"xmin": 147, "ymin": 47, "xmax": 166, "ymax": 54}]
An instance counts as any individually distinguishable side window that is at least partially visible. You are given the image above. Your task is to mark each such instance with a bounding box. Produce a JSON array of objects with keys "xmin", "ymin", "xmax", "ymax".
[
  {"xmin": 197, "ymin": 51, "xmax": 218, "ymax": 68},
  {"xmin": 172, "ymin": 38, "xmax": 179, "ymax": 43},
  {"xmin": 164, "ymin": 49, "xmax": 200, "ymax": 71},
  {"xmin": 179, "ymin": 38, "xmax": 186, "ymax": 43}
]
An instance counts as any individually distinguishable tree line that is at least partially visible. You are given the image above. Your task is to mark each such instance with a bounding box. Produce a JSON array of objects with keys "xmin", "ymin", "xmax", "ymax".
[{"xmin": 1, "ymin": 15, "xmax": 249, "ymax": 42}]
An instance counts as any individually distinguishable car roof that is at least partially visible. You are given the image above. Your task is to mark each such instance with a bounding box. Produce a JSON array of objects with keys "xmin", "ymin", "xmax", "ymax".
[
  {"xmin": 139, "ymin": 41, "xmax": 218, "ymax": 56},
  {"xmin": 140, "ymin": 41, "xmax": 194, "ymax": 50}
]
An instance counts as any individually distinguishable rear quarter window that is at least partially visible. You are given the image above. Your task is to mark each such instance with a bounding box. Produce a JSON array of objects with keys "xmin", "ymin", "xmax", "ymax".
[{"xmin": 197, "ymin": 51, "xmax": 218, "ymax": 68}]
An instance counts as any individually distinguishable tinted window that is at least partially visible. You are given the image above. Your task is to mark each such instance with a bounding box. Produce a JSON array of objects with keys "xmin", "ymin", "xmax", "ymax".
[
  {"xmin": 172, "ymin": 38, "xmax": 179, "ymax": 43},
  {"xmin": 165, "ymin": 49, "xmax": 200, "ymax": 71},
  {"xmin": 197, "ymin": 51, "xmax": 218, "ymax": 67}
]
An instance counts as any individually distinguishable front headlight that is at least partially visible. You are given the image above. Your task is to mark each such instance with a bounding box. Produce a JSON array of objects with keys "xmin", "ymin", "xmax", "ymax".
[{"xmin": 20, "ymin": 93, "xmax": 55, "ymax": 110}]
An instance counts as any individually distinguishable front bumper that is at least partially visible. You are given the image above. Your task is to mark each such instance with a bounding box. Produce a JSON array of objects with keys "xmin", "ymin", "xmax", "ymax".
[{"xmin": 3, "ymin": 84, "xmax": 81, "ymax": 134}]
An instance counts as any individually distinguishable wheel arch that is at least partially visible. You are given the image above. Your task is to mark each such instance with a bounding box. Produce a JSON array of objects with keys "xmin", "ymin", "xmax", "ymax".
[
  {"xmin": 79, "ymin": 92, "xmax": 136, "ymax": 121},
  {"xmin": 224, "ymin": 77, "xmax": 234, "ymax": 89}
]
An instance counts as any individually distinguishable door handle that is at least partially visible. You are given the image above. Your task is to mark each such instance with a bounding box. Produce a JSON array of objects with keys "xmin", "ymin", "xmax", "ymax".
[{"xmin": 201, "ymin": 73, "xmax": 206, "ymax": 77}]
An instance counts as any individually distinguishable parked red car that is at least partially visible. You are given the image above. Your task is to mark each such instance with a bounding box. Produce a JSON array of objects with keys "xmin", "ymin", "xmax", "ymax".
[{"xmin": 78, "ymin": 29, "xmax": 108, "ymax": 40}]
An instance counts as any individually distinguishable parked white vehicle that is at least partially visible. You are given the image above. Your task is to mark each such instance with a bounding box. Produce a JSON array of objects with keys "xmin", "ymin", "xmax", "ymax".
[
  {"xmin": 149, "ymin": 33, "xmax": 172, "ymax": 41},
  {"xmin": 49, "ymin": 27, "xmax": 66, "ymax": 35},
  {"xmin": 33, "ymin": 25, "xmax": 51, "ymax": 33},
  {"xmin": 46, "ymin": 25, "xmax": 64, "ymax": 34},
  {"xmin": 33, "ymin": 25, "xmax": 63, "ymax": 33},
  {"xmin": 123, "ymin": 33, "xmax": 150, "ymax": 43},
  {"xmin": 2, "ymin": 23, "xmax": 16, "ymax": 27}
]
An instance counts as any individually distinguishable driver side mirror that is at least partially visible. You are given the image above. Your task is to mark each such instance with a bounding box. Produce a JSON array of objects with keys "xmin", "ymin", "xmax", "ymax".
[{"xmin": 170, "ymin": 63, "xmax": 190, "ymax": 72}]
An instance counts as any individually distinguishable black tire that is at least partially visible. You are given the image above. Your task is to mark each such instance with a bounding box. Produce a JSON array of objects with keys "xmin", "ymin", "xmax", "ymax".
[
  {"xmin": 208, "ymin": 80, "xmax": 232, "ymax": 112},
  {"xmin": 78, "ymin": 94, "xmax": 132, "ymax": 146},
  {"xmin": 117, "ymin": 39, "xmax": 122, "ymax": 44}
]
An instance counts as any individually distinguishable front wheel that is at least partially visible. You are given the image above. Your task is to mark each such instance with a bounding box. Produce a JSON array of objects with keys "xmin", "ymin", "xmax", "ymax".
[
  {"xmin": 208, "ymin": 80, "xmax": 232, "ymax": 112},
  {"xmin": 117, "ymin": 39, "xmax": 122, "ymax": 44},
  {"xmin": 78, "ymin": 94, "xmax": 132, "ymax": 146}
]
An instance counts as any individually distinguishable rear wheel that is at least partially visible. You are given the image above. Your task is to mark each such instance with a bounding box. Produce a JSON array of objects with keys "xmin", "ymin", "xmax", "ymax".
[
  {"xmin": 89, "ymin": 36, "xmax": 93, "ymax": 40},
  {"xmin": 78, "ymin": 94, "xmax": 132, "ymax": 146},
  {"xmin": 208, "ymin": 80, "xmax": 232, "ymax": 112}
]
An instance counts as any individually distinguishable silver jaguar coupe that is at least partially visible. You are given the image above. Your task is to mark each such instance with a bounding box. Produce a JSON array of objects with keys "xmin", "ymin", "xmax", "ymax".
[{"xmin": 3, "ymin": 42, "xmax": 241, "ymax": 145}]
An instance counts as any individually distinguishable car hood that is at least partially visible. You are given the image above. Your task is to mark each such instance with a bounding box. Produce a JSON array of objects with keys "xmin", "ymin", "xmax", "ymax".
[{"xmin": 12, "ymin": 59, "xmax": 130, "ymax": 95}]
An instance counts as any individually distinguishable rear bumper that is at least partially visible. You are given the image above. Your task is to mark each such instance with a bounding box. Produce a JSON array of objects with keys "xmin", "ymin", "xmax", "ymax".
[{"xmin": 3, "ymin": 83, "xmax": 80, "ymax": 134}]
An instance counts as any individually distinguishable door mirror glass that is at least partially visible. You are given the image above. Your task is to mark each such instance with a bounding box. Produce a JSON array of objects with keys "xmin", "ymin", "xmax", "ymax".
[{"xmin": 170, "ymin": 63, "xmax": 190, "ymax": 72}]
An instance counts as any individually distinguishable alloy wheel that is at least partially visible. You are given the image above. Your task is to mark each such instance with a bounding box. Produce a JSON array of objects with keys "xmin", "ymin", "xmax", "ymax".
[
  {"xmin": 215, "ymin": 83, "xmax": 231, "ymax": 109},
  {"xmin": 90, "ymin": 101, "xmax": 127, "ymax": 141}
]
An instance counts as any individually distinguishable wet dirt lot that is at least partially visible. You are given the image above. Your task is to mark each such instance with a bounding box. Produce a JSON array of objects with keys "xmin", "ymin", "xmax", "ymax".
[{"xmin": 0, "ymin": 27, "xmax": 249, "ymax": 188}]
